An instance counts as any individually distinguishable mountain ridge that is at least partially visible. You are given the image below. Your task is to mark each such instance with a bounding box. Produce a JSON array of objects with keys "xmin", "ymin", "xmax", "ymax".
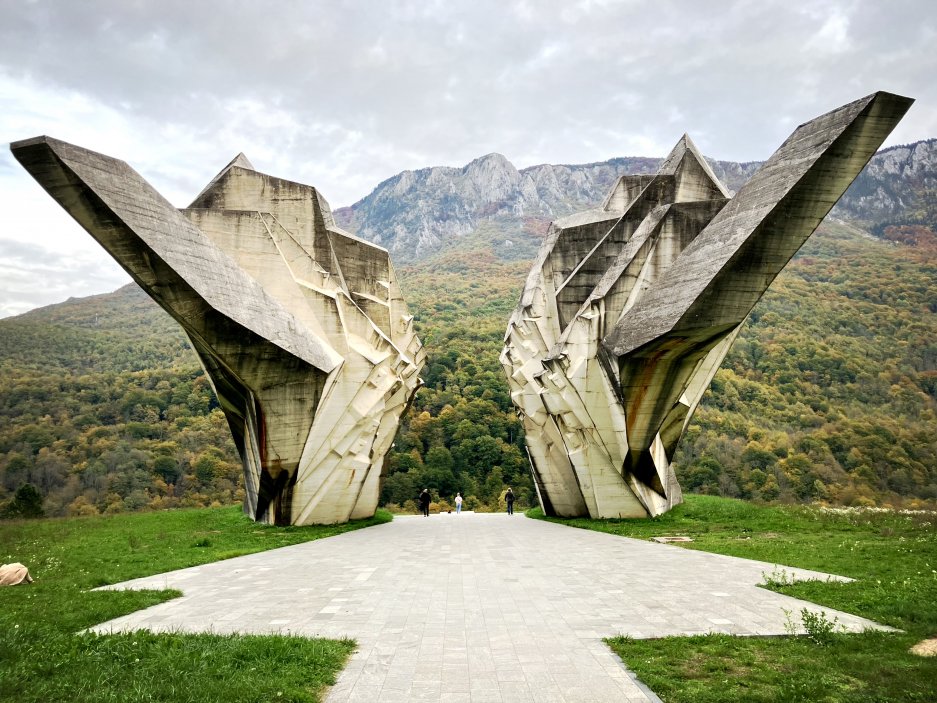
[{"xmin": 334, "ymin": 139, "xmax": 937, "ymax": 261}]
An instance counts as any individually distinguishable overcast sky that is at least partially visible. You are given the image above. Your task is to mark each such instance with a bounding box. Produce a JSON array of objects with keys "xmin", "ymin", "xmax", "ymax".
[{"xmin": 1, "ymin": 0, "xmax": 934, "ymax": 317}]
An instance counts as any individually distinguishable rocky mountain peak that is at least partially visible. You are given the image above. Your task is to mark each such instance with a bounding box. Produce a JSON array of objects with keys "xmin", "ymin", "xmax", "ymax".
[
  {"xmin": 872, "ymin": 138, "xmax": 937, "ymax": 177},
  {"xmin": 463, "ymin": 153, "xmax": 520, "ymax": 201},
  {"xmin": 465, "ymin": 152, "xmax": 514, "ymax": 170},
  {"xmin": 830, "ymin": 138, "xmax": 937, "ymax": 228}
]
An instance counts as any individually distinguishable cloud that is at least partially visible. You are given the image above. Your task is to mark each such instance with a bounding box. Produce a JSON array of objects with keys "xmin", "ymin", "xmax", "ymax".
[
  {"xmin": 0, "ymin": 0, "xmax": 934, "ymax": 316},
  {"xmin": 0, "ymin": 238, "xmax": 128, "ymax": 318}
]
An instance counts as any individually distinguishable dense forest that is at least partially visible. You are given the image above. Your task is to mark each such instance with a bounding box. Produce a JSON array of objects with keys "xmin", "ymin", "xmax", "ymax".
[{"xmin": 1, "ymin": 216, "xmax": 935, "ymax": 519}]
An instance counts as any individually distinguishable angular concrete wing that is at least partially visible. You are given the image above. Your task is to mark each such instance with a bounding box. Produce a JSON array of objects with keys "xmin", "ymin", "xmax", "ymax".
[
  {"xmin": 502, "ymin": 91, "xmax": 913, "ymax": 519},
  {"xmin": 11, "ymin": 137, "xmax": 425, "ymax": 525}
]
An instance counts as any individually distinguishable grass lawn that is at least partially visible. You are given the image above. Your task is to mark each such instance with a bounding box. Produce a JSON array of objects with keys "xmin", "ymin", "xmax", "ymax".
[
  {"xmin": 0, "ymin": 506, "xmax": 391, "ymax": 702},
  {"xmin": 530, "ymin": 495, "xmax": 937, "ymax": 703}
]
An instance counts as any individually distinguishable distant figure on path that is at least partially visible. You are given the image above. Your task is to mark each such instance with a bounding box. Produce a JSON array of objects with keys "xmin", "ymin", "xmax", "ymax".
[
  {"xmin": 419, "ymin": 488, "xmax": 431, "ymax": 517},
  {"xmin": 455, "ymin": 493, "xmax": 463, "ymax": 514},
  {"xmin": 506, "ymin": 488, "xmax": 515, "ymax": 515}
]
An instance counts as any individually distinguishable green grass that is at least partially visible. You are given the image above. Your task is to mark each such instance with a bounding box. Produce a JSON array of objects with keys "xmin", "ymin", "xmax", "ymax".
[
  {"xmin": 529, "ymin": 495, "xmax": 937, "ymax": 702},
  {"xmin": 0, "ymin": 506, "xmax": 392, "ymax": 702}
]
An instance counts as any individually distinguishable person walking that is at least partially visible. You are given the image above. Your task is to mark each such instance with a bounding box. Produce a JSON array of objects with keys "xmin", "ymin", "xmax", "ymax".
[
  {"xmin": 455, "ymin": 492, "xmax": 463, "ymax": 514},
  {"xmin": 505, "ymin": 487, "xmax": 515, "ymax": 515},
  {"xmin": 419, "ymin": 488, "xmax": 431, "ymax": 517}
]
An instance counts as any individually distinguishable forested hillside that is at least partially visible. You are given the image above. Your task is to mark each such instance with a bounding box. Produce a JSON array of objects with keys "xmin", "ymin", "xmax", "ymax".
[
  {"xmin": 0, "ymin": 286, "xmax": 240, "ymax": 517},
  {"xmin": 2, "ymin": 144, "xmax": 936, "ymax": 519},
  {"xmin": 678, "ymin": 221, "xmax": 937, "ymax": 505}
]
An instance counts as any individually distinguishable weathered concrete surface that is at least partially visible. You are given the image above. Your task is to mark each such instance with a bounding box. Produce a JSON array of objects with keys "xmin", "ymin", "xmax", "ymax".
[
  {"xmin": 11, "ymin": 137, "xmax": 425, "ymax": 525},
  {"xmin": 90, "ymin": 513, "xmax": 891, "ymax": 703},
  {"xmin": 502, "ymin": 92, "xmax": 913, "ymax": 519}
]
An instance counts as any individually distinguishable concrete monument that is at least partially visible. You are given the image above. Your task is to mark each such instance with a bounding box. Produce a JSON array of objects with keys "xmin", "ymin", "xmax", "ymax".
[
  {"xmin": 11, "ymin": 138, "xmax": 425, "ymax": 525},
  {"xmin": 501, "ymin": 91, "xmax": 913, "ymax": 519}
]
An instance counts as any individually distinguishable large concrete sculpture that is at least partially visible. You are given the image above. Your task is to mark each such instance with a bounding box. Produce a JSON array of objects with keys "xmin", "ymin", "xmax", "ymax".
[
  {"xmin": 11, "ymin": 138, "xmax": 425, "ymax": 525},
  {"xmin": 502, "ymin": 91, "xmax": 913, "ymax": 519}
]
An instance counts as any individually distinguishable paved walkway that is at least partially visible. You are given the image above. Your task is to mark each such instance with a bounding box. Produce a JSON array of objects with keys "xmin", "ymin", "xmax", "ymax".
[{"xmin": 92, "ymin": 513, "xmax": 888, "ymax": 702}]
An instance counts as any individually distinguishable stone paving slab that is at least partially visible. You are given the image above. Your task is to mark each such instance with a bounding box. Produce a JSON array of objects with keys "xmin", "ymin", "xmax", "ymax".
[{"xmin": 91, "ymin": 513, "xmax": 889, "ymax": 702}]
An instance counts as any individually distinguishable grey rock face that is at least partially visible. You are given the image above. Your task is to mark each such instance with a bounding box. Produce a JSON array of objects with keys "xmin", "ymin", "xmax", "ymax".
[
  {"xmin": 333, "ymin": 154, "xmax": 762, "ymax": 262},
  {"xmin": 502, "ymin": 92, "xmax": 913, "ymax": 519},
  {"xmin": 336, "ymin": 138, "xmax": 935, "ymax": 263},
  {"xmin": 832, "ymin": 138, "xmax": 937, "ymax": 228}
]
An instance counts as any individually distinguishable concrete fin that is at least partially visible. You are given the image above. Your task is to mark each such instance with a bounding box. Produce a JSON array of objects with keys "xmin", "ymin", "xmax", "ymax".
[
  {"xmin": 606, "ymin": 91, "xmax": 914, "ymax": 358},
  {"xmin": 10, "ymin": 135, "xmax": 424, "ymax": 527},
  {"xmin": 10, "ymin": 136, "xmax": 337, "ymax": 373},
  {"xmin": 502, "ymin": 90, "xmax": 913, "ymax": 521},
  {"xmin": 601, "ymin": 175, "xmax": 656, "ymax": 212}
]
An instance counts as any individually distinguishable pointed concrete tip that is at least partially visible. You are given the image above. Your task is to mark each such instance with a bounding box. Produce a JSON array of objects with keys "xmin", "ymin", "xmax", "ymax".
[
  {"xmin": 671, "ymin": 133, "xmax": 698, "ymax": 155},
  {"xmin": 187, "ymin": 152, "xmax": 256, "ymax": 207},
  {"xmin": 229, "ymin": 152, "xmax": 255, "ymax": 171},
  {"xmin": 681, "ymin": 134, "xmax": 706, "ymax": 155}
]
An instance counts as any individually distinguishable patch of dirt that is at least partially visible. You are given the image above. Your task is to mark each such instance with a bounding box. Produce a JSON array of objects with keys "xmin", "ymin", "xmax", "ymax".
[{"xmin": 910, "ymin": 638, "xmax": 937, "ymax": 657}]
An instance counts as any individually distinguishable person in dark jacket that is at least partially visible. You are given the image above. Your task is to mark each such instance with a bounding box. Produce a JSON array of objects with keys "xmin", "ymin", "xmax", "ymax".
[
  {"xmin": 419, "ymin": 488, "xmax": 431, "ymax": 517},
  {"xmin": 505, "ymin": 487, "xmax": 515, "ymax": 515}
]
